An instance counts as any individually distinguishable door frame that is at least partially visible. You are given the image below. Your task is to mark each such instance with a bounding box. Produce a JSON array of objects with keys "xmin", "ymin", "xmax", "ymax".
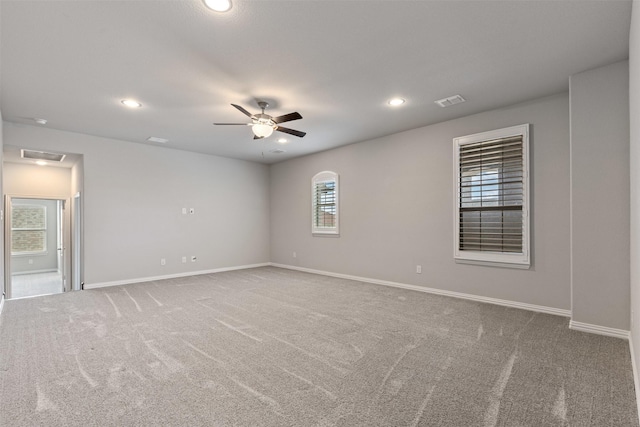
[
  {"xmin": 71, "ymin": 192, "xmax": 83, "ymax": 291},
  {"xmin": 4, "ymin": 194, "xmax": 71, "ymax": 299}
]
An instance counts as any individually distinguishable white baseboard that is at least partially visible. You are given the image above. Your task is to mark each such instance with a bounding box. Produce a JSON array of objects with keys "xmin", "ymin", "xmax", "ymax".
[
  {"xmin": 569, "ymin": 320, "xmax": 630, "ymax": 339},
  {"xmin": 629, "ymin": 334, "xmax": 640, "ymax": 421},
  {"xmin": 270, "ymin": 263, "xmax": 571, "ymax": 318},
  {"xmin": 84, "ymin": 263, "xmax": 271, "ymax": 289}
]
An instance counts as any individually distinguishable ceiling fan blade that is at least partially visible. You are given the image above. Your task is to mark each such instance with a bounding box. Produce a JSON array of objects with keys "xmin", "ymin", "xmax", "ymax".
[
  {"xmin": 276, "ymin": 126, "xmax": 306, "ymax": 138},
  {"xmin": 272, "ymin": 112, "xmax": 302, "ymax": 124},
  {"xmin": 213, "ymin": 122, "xmax": 251, "ymax": 125},
  {"xmin": 231, "ymin": 104, "xmax": 253, "ymax": 118}
]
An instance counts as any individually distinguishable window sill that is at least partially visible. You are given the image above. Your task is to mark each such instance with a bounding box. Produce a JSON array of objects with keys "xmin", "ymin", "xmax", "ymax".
[
  {"xmin": 455, "ymin": 258, "xmax": 530, "ymax": 270},
  {"xmin": 12, "ymin": 251, "xmax": 48, "ymax": 258},
  {"xmin": 312, "ymin": 231, "xmax": 340, "ymax": 237}
]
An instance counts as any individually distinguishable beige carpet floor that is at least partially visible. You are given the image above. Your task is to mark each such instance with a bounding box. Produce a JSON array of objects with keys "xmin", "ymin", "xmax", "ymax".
[{"xmin": 0, "ymin": 266, "xmax": 637, "ymax": 426}]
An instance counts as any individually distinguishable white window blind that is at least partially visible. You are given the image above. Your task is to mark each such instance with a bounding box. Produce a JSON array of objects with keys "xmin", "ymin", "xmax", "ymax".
[
  {"xmin": 454, "ymin": 124, "xmax": 529, "ymax": 267},
  {"xmin": 312, "ymin": 171, "xmax": 339, "ymax": 235}
]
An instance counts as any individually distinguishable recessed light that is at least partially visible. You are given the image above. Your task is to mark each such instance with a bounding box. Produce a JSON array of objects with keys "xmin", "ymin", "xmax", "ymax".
[
  {"xmin": 35, "ymin": 160, "xmax": 47, "ymax": 166},
  {"xmin": 388, "ymin": 98, "xmax": 405, "ymax": 106},
  {"xmin": 147, "ymin": 136, "xmax": 168, "ymax": 144},
  {"xmin": 203, "ymin": 0, "xmax": 232, "ymax": 12},
  {"xmin": 34, "ymin": 118, "xmax": 47, "ymax": 125},
  {"xmin": 121, "ymin": 99, "xmax": 142, "ymax": 108},
  {"xmin": 277, "ymin": 138, "xmax": 288, "ymax": 144}
]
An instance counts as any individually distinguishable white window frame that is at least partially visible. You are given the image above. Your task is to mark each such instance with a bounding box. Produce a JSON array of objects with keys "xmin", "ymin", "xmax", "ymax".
[
  {"xmin": 453, "ymin": 124, "xmax": 530, "ymax": 268},
  {"xmin": 312, "ymin": 171, "xmax": 339, "ymax": 236}
]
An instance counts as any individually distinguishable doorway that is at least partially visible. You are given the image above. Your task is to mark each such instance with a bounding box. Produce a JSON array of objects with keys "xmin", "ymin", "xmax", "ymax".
[{"xmin": 5, "ymin": 197, "xmax": 68, "ymax": 299}]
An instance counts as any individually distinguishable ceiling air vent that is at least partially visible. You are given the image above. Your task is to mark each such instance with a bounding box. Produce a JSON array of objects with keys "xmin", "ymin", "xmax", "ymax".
[
  {"xmin": 434, "ymin": 94, "xmax": 466, "ymax": 108},
  {"xmin": 21, "ymin": 149, "xmax": 66, "ymax": 162}
]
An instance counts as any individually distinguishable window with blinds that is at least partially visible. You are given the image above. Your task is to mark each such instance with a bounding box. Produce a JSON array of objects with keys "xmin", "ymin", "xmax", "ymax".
[
  {"xmin": 312, "ymin": 171, "xmax": 339, "ymax": 235},
  {"xmin": 453, "ymin": 124, "xmax": 530, "ymax": 267},
  {"xmin": 12, "ymin": 204, "xmax": 47, "ymax": 254}
]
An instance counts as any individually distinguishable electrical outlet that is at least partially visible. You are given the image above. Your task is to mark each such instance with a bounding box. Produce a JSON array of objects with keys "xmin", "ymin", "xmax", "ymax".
[
  {"xmin": 28, "ymin": 259, "xmax": 34, "ymax": 265},
  {"xmin": 182, "ymin": 208, "xmax": 187, "ymax": 215},
  {"xmin": 191, "ymin": 256, "xmax": 197, "ymax": 262},
  {"xmin": 416, "ymin": 265, "xmax": 422, "ymax": 274},
  {"xmin": 161, "ymin": 258, "xmax": 166, "ymax": 266},
  {"xmin": 182, "ymin": 256, "xmax": 187, "ymax": 263},
  {"xmin": 293, "ymin": 252, "xmax": 297, "ymax": 258}
]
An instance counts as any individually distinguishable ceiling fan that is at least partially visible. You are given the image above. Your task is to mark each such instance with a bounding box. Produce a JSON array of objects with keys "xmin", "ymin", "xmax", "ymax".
[{"xmin": 214, "ymin": 101, "xmax": 306, "ymax": 139}]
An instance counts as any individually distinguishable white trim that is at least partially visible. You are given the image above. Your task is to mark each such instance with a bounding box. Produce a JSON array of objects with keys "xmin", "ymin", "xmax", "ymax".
[
  {"xmin": 0, "ymin": 296, "xmax": 4, "ymax": 335},
  {"xmin": 84, "ymin": 263, "xmax": 270, "ymax": 289},
  {"xmin": 11, "ymin": 203, "xmax": 48, "ymax": 255},
  {"xmin": 453, "ymin": 124, "xmax": 530, "ymax": 268},
  {"xmin": 629, "ymin": 335, "xmax": 640, "ymax": 422},
  {"xmin": 270, "ymin": 263, "xmax": 570, "ymax": 317},
  {"xmin": 455, "ymin": 259, "xmax": 531, "ymax": 270},
  {"xmin": 12, "ymin": 251, "xmax": 50, "ymax": 258},
  {"xmin": 12, "ymin": 268, "xmax": 58, "ymax": 276},
  {"xmin": 568, "ymin": 76, "xmax": 575, "ymax": 320},
  {"xmin": 9, "ymin": 292, "xmax": 61, "ymax": 301},
  {"xmin": 569, "ymin": 320, "xmax": 630, "ymax": 339},
  {"xmin": 312, "ymin": 171, "xmax": 339, "ymax": 236}
]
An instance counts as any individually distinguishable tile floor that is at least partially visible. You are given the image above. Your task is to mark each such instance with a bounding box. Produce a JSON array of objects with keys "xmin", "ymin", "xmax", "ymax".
[{"xmin": 10, "ymin": 271, "xmax": 63, "ymax": 299}]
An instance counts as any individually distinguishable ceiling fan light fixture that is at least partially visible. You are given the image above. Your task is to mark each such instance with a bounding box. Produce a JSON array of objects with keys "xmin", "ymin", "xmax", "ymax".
[
  {"xmin": 252, "ymin": 123, "xmax": 274, "ymax": 138},
  {"xmin": 203, "ymin": 0, "xmax": 232, "ymax": 12}
]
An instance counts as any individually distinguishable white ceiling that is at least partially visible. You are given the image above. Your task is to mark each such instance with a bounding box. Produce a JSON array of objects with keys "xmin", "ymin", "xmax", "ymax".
[{"xmin": 0, "ymin": 0, "xmax": 632, "ymax": 164}]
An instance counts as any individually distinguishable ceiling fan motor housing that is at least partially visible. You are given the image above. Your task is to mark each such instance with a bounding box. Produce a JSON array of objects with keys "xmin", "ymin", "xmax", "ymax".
[{"xmin": 254, "ymin": 113, "xmax": 275, "ymax": 127}]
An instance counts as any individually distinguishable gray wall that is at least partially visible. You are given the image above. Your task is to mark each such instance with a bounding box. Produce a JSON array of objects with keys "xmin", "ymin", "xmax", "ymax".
[
  {"xmin": 0, "ymin": 112, "xmax": 4, "ymax": 300},
  {"xmin": 4, "ymin": 162, "xmax": 71, "ymax": 198},
  {"xmin": 629, "ymin": 0, "xmax": 640, "ymax": 397},
  {"xmin": 10, "ymin": 198, "xmax": 59, "ymax": 274},
  {"xmin": 569, "ymin": 60, "xmax": 630, "ymax": 330},
  {"xmin": 270, "ymin": 93, "xmax": 571, "ymax": 311},
  {"xmin": 0, "ymin": 2, "xmax": 4, "ymax": 302},
  {"xmin": 2, "ymin": 124, "xmax": 271, "ymax": 285}
]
